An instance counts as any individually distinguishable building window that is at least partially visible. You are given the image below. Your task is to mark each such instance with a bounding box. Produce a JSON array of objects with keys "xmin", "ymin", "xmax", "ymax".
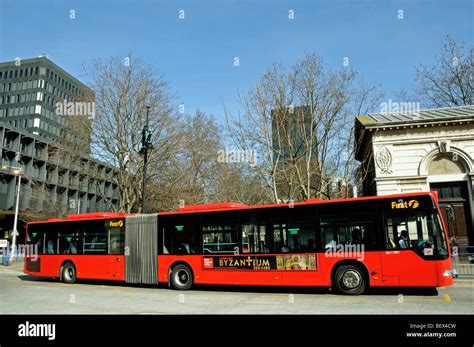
[
  {"xmin": 33, "ymin": 118, "xmax": 40, "ymax": 128},
  {"xmin": 35, "ymin": 105, "xmax": 42, "ymax": 114}
]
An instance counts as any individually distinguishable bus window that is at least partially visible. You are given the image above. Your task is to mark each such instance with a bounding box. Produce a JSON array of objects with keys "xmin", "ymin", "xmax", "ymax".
[
  {"xmin": 202, "ymin": 225, "xmax": 237, "ymax": 254},
  {"xmin": 287, "ymin": 224, "xmax": 317, "ymax": 252},
  {"xmin": 44, "ymin": 230, "xmax": 57, "ymax": 254},
  {"xmin": 385, "ymin": 211, "xmax": 435, "ymax": 255},
  {"xmin": 54, "ymin": 222, "xmax": 83, "ymax": 254},
  {"xmin": 321, "ymin": 227, "xmax": 336, "ymax": 251},
  {"xmin": 273, "ymin": 223, "xmax": 317, "ymax": 253},
  {"xmin": 58, "ymin": 232, "xmax": 82, "ymax": 254},
  {"xmin": 27, "ymin": 225, "xmax": 44, "ymax": 255},
  {"xmin": 242, "ymin": 224, "xmax": 269, "ymax": 253},
  {"xmin": 273, "ymin": 227, "xmax": 283, "ymax": 252},
  {"xmin": 84, "ymin": 224, "xmax": 107, "ymax": 254},
  {"xmin": 432, "ymin": 213, "xmax": 448, "ymax": 257},
  {"xmin": 240, "ymin": 209, "xmax": 271, "ymax": 253},
  {"xmin": 320, "ymin": 214, "xmax": 377, "ymax": 250},
  {"xmin": 271, "ymin": 205, "xmax": 318, "ymax": 253},
  {"xmin": 108, "ymin": 228, "xmax": 124, "ymax": 254}
]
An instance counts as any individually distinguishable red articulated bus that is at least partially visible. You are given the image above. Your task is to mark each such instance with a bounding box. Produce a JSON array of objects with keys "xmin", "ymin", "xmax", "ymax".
[{"xmin": 24, "ymin": 191, "xmax": 453, "ymax": 295}]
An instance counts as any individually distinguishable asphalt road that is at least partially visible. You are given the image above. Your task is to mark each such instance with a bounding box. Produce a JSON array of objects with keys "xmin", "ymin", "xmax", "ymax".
[{"xmin": 0, "ymin": 265, "xmax": 472, "ymax": 314}]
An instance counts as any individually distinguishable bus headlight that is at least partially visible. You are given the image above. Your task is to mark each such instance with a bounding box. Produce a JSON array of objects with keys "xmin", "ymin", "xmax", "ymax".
[{"xmin": 443, "ymin": 269, "xmax": 453, "ymax": 277}]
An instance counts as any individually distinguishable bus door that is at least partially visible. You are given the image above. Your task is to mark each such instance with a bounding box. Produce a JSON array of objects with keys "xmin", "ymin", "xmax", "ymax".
[
  {"xmin": 278, "ymin": 223, "xmax": 319, "ymax": 286},
  {"xmin": 106, "ymin": 219, "xmax": 126, "ymax": 280},
  {"xmin": 124, "ymin": 214, "xmax": 158, "ymax": 284},
  {"xmin": 237, "ymin": 223, "xmax": 282, "ymax": 285},
  {"xmin": 381, "ymin": 210, "xmax": 437, "ymax": 287}
]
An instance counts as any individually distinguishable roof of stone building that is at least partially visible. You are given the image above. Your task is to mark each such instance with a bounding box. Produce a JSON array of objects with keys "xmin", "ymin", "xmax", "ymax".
[{"xmin": 356, "ymin": 105, "xmax": 474, "ymax": 128}]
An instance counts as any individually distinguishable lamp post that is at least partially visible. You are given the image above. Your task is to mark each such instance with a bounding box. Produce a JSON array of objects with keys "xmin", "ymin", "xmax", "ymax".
[
  {"xmin": 140, "ymin": 105, "xmax": 152, "ymax": 214},
  {"xmin": 2, "ymin": 165, "xmax": 22, "ymax": 264}
]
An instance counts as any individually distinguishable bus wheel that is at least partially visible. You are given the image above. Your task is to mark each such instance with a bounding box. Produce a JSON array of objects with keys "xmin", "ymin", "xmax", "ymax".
[
  {"xmin": 61, "ymin": 262, "xmax": 76, "ymax": 284},
  {"xmin": 334, "ymin": 265, "xmax": 365, "ymax": 295},
  {"xmin": 170, "ymin": 264, "xmax": 193, "ymax": 290}
]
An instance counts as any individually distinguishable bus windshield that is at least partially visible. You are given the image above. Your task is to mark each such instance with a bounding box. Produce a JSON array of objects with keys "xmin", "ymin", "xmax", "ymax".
[
  {"xmin": 432, "ymin": 213, "xmax": 449, "ymax": 258},
  {"xmin": 385, "ymin": 209, "xmax": 449, "ymax": 259}
]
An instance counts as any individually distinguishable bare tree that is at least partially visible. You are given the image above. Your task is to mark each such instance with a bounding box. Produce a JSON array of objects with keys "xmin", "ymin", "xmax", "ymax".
[
  {"xmin": 224, "ymin": 62, "xmax": 294, "ymax": 203},
  {"xmin": 147, "ymin": 110, "xmax": 221, "ymax": 210},
  {"xmin": 144, "ymin": 109, "xmax": 273, "ymax": 211},
  {"xmin": 210, "ymin": 163, "xmax": 273, "ymax": 205},
  {"xmin": 85, "ymin": 57, "xmax": 177, "ymax": 213},
  {"xmin": 415, "ymin": 36, "xmax": 473, "ymax": 107},
  {"xmin": 225, "ymin": 53, "xmax": 383, "ymax": 202}
]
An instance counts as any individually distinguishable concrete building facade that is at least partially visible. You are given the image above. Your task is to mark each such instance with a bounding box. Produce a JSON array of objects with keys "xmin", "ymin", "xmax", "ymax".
[
  {"xmin": 0, "ymin": 56, "xmax": 93, "ymax": 154},
  {"xmin": 0, "ymin": 56, "xmax": 120, "ymax": 242}
]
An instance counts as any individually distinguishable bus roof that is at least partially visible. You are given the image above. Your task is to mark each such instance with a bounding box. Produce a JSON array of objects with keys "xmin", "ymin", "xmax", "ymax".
[
  {"xmin": 28, "ymin": 191, "xmax": 438, "ymax": 224},
  {"xmin": 28, "ymin": 212, "xmax": 129, "ymax": 225},
  {"xmin": 159, "ymin": 191, "xmax": 438, "ymax": 215}
]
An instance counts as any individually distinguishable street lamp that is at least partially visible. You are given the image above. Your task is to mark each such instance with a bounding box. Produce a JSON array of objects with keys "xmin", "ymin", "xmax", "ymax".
[
  {"xmin": 139, "ymin": 105, "xmax": 152, "ymax": 214},
  {"xmin": 2, "ymin": 164, "xmax": 22, "ymax": 264}
]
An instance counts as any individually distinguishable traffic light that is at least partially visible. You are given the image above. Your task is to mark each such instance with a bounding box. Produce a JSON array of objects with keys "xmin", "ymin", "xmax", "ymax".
[{"xmin": 141, "ymin": 127, "xmax": 152, "ymax": 147}]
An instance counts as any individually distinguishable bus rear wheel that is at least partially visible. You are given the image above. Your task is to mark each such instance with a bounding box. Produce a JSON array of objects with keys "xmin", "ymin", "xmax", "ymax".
[
  {"xmin": 61, "ymin": 262, "xmax": 76, "ymax": 284},
  {"xmin": 334, "ymin": 265, "xmax": 365, "ymax": 295},
  {"xmin": 170, "ymin": 264, "xmax": 193, "ymax": 290}
]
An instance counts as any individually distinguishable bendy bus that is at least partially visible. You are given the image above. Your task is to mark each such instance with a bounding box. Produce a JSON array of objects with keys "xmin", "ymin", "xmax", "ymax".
[{"xmin": 24, "ymin": 191, "xmax": 453, "ymax": 295}]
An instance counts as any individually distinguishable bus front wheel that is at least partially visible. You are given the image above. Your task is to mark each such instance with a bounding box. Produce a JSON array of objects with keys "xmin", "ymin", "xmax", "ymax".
[
  {"xmin": 170, "ymin": 264, "xmax": 193, "ymax": 290},
  {"xmin": 334, "ymin": 265, "xmax": 365, "ymax": 295},
  {"xmin": 61, "ymin": 262, "xmax": 76, "ymax": 284}
]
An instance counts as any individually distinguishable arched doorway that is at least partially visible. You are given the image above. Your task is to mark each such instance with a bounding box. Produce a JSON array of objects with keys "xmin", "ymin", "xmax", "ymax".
[{"xmin": 427, "ymin": 154, "xmax": 472, "ymax": 246}]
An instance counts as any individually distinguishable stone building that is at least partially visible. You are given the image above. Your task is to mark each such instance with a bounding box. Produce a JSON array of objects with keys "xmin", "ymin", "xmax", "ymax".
[{"xmin": 355, "ymin": 105, "xmax": 474, "ymax": 246}]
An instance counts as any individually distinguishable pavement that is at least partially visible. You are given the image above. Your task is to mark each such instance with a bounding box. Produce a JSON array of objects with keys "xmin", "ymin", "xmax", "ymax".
[{"xmin": 1, "ymin": 261, "xmax": 472, "ymax": 314}]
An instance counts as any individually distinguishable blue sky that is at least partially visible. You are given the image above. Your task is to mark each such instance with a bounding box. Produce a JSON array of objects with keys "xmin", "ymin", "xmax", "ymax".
[{"xmin": 0, "ymin": 0, "xmax": 472, "ymax": 121}]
